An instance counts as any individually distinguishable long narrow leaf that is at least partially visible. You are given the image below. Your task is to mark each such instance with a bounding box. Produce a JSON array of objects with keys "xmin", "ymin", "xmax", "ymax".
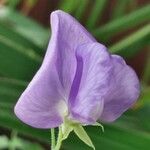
[
  {"xmin": 0, "ymin": 7, "xmax": 49, "ymax": 48},
  {"xmin": 87, "ymin": 0, "xmax": 107, "ymax": 29},
  {"xmin": 0, "ymin": 23, "xmax": 43, "ymax": 55},
  {"xmin": 0, "ymin": 77, "xmax": 26, "ymax": 104},
  {"xmin": 142, "ymin": 52, "xmax": 150, "ymax": 83},
  {"xmin": 75, "ymin": 0, "xmax": 88, "ymax": 20},
  {"xmin": 111, "ymin": 0, "xmax": 135, "ymax": 20},
  {"xmin": 0, "ymin": 35, "xmax": 41, "ymax": 80},
  {"xmin": 109, "ymin": 24, "xmax": 150, "ymax": 55},
  {"xmin": 59, "ymin": 0, "xmax": 80, "ymax": 13},
  {"xmin": 8, "ymin": 0, "xmax": 21, "ymax": 8},
  {"xmin": 93, "ymin": 4, "xmax": 150, "ymax": 41}
]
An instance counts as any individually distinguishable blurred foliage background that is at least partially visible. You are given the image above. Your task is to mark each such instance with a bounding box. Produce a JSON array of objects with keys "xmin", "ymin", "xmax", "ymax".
[{"xmin": 0, "ymin": 0, "xmax": 150, "ymax": 149}]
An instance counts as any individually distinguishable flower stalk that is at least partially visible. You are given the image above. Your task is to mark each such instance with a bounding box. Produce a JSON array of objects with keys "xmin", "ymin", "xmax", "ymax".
[
  {"xmin": 55, "ymin": 127, "xmax": 63, "ymax": 150},
  {"xmin": 51, "ymin": 128, "xmax": 56, "ymax": 150}
]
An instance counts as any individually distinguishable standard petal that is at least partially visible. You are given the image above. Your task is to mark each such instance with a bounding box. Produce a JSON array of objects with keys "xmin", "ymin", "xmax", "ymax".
[
  {"xmin": 69, "ymin": 43, "xmax": 112, "ymax": 124},
  {"xmin": 99, "ymin": 55, "xmax": 140, "ymax": 122},
  {"xmin": 50, "ymin": 10, "xmax": 96, "ymax": 97},
  {"xmin": 14, "ymin": 10, "xmax": 95, "ymax": 128}
]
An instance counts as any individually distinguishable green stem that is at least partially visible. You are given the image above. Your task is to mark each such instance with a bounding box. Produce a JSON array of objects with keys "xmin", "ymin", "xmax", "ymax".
[
  {"xmin": 54, "ymin": 127, "xmax": 63, "ymax": 150},
  {"xmin": 51, "ymin": 128, "xmax": 55, "ymax": 150}
]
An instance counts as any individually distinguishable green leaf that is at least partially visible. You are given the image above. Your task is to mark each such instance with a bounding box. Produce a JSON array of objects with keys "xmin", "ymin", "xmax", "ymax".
[
  {"xmin": 74, "ymin": 125, "xmax": 95, "ymax": 150},
  {"xmin": 0, "ymin": 7, "xmax": 49, "ymax": 48},
  {"xmin": 93, "ymin": 4, "xmax": 150, "ymax": 41},
  {"xmin": 111, "ymin": 0, "xmax": 136, "ymax": 20},
  {"xmin": 87, "ymin": 0, "xmax": 108, "ymax": 29},
  {"xmin": 26, "ymin": 0, "xmax": 38, "ymax": 7},
  {"xmin": 0, "ymin": 77, "xmax": 26, "ymax": 104},
  {"xmin": 109, "ymin": 24, "xmax": 150, "ymax": 56},
  {"xmin": 142, "ymin": 52, "xmax": 150, "ymax": 84},
  {"xmin": 114, "ymin": 36, "xmax": 149, "ymax": 58},
  {"xmin": 75, "ymin": 0, "xmax": 88, "ymax": 20},
  {"xmin": 137, "ymin": 86, "xmax": 150, "ymax": 107},
  {"xmin": 0, "ymin": 34, "xmax": 41, "ymax": 80},
  {"xmin": 0, "ymin": 23, "xmax": 43, "ymax": 56},
  {"xmin": 8, "ymin": 0, "xmax": 21, "ymax": 8},
  {"xmin": 59, "ymin": 0, "xmax": 80, "ymax": 13},
  {"xmin": 0, "ymin": 32, "xmax": 42, "ymax": 62}
]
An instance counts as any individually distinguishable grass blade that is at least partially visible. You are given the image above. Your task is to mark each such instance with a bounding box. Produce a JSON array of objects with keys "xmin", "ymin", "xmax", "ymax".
[
  {"xmin": 0, "ymin": 35, "xmax": 41, "ymax": 80},
  {"xmin": 111, "ymin": 0, "xmax": 136, "ymax": 20},
  {"xmin": 109, "ymin": 24, "xmax": 150, "ymax": 55},
  {"xmin": 142, "ymin": 52, "xmax": 150, "ymax": 84},
  {"xmin": 59, "ymin": 0, "xmax": 80, "ymax": 13},
  {"xmin": 0, "ymin": 77, "xmax": 26, "ymax": 104},
  {"xmin": 0, "ymin": 7, "xmax": 49, "ymax": 48},
  {"xmin": 93, "ymin": 4, "xmax": 150, "ymax": 41},
  {"xmin": 75, "ymin": 0, "xmax": 89, "ymax": 21},
  {"xmin": 0, "ymin": 23, "xmax": 43, "ymax": 55},
  {"xmin": 87, "ymin": 0, "xmax": 107, "ymax": 29},
  {"xmin": 8, "ymin": 0, "xmax": 21, "ymax": 8}
]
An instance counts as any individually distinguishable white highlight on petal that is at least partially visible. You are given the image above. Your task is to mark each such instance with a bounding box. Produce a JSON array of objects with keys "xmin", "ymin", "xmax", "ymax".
[{"xmin": 57, "ymin": 100, "xmax": 68, "ymax": 118}]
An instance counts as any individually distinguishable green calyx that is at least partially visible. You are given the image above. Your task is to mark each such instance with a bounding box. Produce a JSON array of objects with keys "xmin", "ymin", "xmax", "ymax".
[{"xmin": 56, "ymin": 117, "xmax": 104, "ymax": 150}]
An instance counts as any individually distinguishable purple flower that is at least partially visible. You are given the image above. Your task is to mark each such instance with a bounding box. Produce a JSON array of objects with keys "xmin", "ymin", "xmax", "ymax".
[{"xmin": 14, "ymin": 10, "xmax": 140, "ymax": 129}]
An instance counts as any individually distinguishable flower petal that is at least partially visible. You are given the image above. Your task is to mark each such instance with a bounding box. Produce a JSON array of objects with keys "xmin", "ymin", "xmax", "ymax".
[
  {"xmin": 14, "ymin": 65, "xmax": 67, "ymax": 128},
  {"xmin": 99, "ymin": 55, "xmax": 140, "ymax": 122},
  {"xmin": 50, "ymin": 10, "xmax": 96, "ymax": 97},
  {"xmin": 14, "ymin": 10, "xmax": 95, "ymax": 128},
  {"xmin": 69, "ymin": 43, "xmax": 112, "ymax": 124}
]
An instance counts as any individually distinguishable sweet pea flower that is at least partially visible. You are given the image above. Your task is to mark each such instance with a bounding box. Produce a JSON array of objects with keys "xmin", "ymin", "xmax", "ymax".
[{"xmin": 14, "ymin": 10, "xmax": 140, "ymax": 149}]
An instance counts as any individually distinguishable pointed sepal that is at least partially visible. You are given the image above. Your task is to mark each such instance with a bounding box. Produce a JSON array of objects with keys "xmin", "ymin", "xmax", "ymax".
[
  {"xmin": 61, "ymin": 123, "xmax": 73, "ymax": 140},
  {"xmin": 73, "ymin": 125, "xmax": 95, "ymax": 150},
  {"xmin": 92, "ymin": 122, "xmax": 104, "ymax": 132}
]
